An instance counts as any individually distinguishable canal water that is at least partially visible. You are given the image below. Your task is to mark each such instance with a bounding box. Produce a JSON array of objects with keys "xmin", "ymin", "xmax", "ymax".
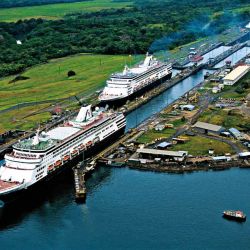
[
  {"xmin": 1, "ymin": 167, "xmax": 250, "ymax": 250},
  {"xmin": 214, "ymin": 46, "xmax": 250, "ymax": 68},
  {"xmin": 186, "ymin": 45, "xmax": 231, "ymax": 67},
  {"xmin": 126, "ymin": 69, "xmax": 209, "ymax": 130},
  {"xmin": 1, "ymin": 66, "xmax": 250, "ymax": 249}
]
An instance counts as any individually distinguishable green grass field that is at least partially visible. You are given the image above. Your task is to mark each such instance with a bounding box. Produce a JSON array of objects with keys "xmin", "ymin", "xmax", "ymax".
[
  {"xmin": 0, "ymin": 104, "xmax": 51, "ymax": 133},
  {"xmin": 0, "ymin": 0, "xmax": 132, "ymax": 22},
  {"xmin": 172, "ymin": 135, "xmax": 234, "ymax": 156},
  {"xmin": 137, "ymin": 128, "xmax": 176, "ymax": 144},
  {"xmin": 0, "ymin": 53, "xmax": 137, "ymax": 111},
  {"xmin": 199, "ymin": 108, "xmax": 249, "ymax": 130}
]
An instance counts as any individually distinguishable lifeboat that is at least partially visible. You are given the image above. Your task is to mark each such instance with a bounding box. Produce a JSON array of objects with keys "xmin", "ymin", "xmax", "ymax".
[
  {"xmin": 71, "ymin": 149, "xmax": 78, "ymax": 156},
  {"xmin": 63, "ymin": 155, "xmax": 70, "ymax": 161},
  {"xmin": 54, "ymin": 160, "xmax": 62, "ymax": 168},
  {"xmin": 93, "ymin": 137, "xmax": 100, "ymax": 144},
  {"xmin": 86, "ymin": 141, "xmax": 92, "ymax": 147},
  {"xmin": 48, "ymin": 165, "xmax": 54, "ymax": 172},
  {"xmin": 79, "ymin": 144, "xmax": 85, "ymax": 151}
]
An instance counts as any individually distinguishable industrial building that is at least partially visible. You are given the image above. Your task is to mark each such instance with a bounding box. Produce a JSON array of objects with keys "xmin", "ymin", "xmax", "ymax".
[
  {"xmin": 212, "ymin": 156, "xmax": 232, "ymax": 162},
  {"xmin": 238, "ymin": 152, "xmax": 250, "ymax": 158},
  {"xmin": 229, "ymin": 128, "xmax": 245, "ymax": 140},
  {"xmin": 135, "ymin": 148, "xmax": 188, "ymax": 162},
  {"xmin": 223, "ymin": 65, "xmax": 250, "ymax": 85},
  {"xmin": 156, "ymin": 141, "xmax": 172, "ymax": 149},
  {"xmin": 193, "ymin": 121, "xmax": 223, "ymax": 134},
  {"xmin": 180, "ymin": 104, "xmax": 195, "ymax": 111}
]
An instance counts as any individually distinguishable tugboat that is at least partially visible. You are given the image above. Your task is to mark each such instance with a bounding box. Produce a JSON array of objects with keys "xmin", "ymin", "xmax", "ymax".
[
  {"xmin": 223, "ymin": 210, "xmax": 246, "ymax": 222},
  {"xmin": 204, "ymin": 71, "xmax": 210, "ymax": 79}
]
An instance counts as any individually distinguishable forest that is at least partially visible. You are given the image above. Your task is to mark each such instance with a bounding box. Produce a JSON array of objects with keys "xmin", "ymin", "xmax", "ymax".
[{"xmin": 0, "ymin": 0, "xmax": 249, "ymax": 77}]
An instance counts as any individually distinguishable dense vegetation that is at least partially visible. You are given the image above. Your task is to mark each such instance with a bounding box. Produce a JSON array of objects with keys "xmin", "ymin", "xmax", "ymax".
[
  {"xmin": 0, "ymin": 0, "xmax": 249, "ymax": 77},
  {"xmin": 0, "ymin": 0, "xmax": 91, "ymax": 8}
]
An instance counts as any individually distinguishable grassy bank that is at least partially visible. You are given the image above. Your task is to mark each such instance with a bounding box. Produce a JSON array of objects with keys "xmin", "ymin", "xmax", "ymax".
[
  {"xmin": 172, "ymin": 135, "xmax": 234, "ymax": 156},
  {"xmin": 137, "ymin": 128, "xmax": 176, "ymax": 144},
  {"xmin": 0, "ymin": 104, "xmax": 51, "ymax": 133},
  {"xmin": 198, "ymin": 108, "xmax": 248, "ymax": 130},
  {"xmin": 0, "ymin": 0, "xmax": 132, "ymax": 22},
  {"xmin": 0, "ymin": 53, "xmax": 137, "ymax": 111}
]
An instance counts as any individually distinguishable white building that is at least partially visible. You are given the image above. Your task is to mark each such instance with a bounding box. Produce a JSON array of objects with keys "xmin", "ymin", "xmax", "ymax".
[{"xmin": 223, "ymin": 65, "xmax": 250, "ymax": 85}]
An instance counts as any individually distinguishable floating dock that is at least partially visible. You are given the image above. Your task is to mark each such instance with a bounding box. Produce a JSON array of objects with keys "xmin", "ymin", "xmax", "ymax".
[{"xmin": 73, "ymin": 163, "xmax": 87, "ymax": 202}]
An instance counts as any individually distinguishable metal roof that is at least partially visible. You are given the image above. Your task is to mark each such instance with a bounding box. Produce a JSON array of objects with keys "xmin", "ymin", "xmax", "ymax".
[
  {"xmin": 212, "ymin": 156, "xmax": 231, "ymax": 161},
  {"xmin": 46, "ymin": 126, "xmax": 80, "ymax": 141},
  {"xmin": 239, "ymin": 152, "xmax": 250, "ymax": 157},
  {"xmin": 223, "ymin": 65, "xmax": 250, "ymax": 81},
  {"xmin": 137, "ymin": 148, "xmax": 188, "ymax": 157},
  {"xmin": 193, "ymin": 121, "xmax": 222, "ymax": 132},
  {"xmin": 180, "ymin": 104, "xmax": 195, "ymax": 110},
  {"xmin": 157, "ymin": 142, "xmax": 172, "ymax": 148},
  {"xmin": 229, "ymin": 128, "xmax": 241, "ymax": 135}
]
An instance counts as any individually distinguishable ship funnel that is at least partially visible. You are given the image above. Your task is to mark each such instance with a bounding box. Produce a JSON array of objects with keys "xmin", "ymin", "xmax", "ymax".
[
  {"xmin": 123, "ymin": 65, "xmax": 129, "ymax": 75},
  {"xmin": 32, "ymin": 129, "xmax": 40, "ymax": 146},
  {"xmin": 143, "ymin": 52, "xmax": 152, "ymax": 67},
  {"xmin": 75, "ymin": 105, "xmax": 93, "ymax": 122}
]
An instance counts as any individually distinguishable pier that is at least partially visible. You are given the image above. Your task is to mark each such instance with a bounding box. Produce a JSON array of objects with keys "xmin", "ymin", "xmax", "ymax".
[{"xmin": 73, "ymin": 162, "xmax": 88, "ymax": 202}]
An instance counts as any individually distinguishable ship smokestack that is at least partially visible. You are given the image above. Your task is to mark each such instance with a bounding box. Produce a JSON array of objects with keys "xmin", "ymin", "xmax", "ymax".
[{"xmin": 75, "ymin": 105, "xmax": 93, "ymax": 122}]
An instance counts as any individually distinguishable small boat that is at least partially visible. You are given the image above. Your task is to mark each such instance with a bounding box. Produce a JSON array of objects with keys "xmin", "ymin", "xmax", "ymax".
[
  {"xmin": 79, "ymin": 144, "xmax": 85, "ymax": 151},
  {"xmin": 71, "ymin": 149, "xmax": 78, "ymax": 156},
  {"xmin": 63, "ymin": 155, "xmax": 70, "ymax": 161},
  {"xmin": 48, "ymin": 164, "xmax": 54, "ymax": 172},
  {"xmin": 223, "ymin": 210, "xmax": 246, "ymax": 222},
  {"xmin": 204, "ymin": 71, "xmax": 210, "ymax": 79},
  {"xmin": 54, "ymin": 160, "xmax": 62, "ymax": 168}
]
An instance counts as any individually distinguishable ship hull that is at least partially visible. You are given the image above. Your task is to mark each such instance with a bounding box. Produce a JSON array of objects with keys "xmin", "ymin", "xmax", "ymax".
[
  {"xmin": 223, "ymin": 214, "xmax": 246, "ymax": 222},
  {"xmin": 0, "ymin": 126, "xmax": 126, "ymax": 204},
  {"xmin": 100, "ymin": 72, "xmax": 172, "ymax": 108}
]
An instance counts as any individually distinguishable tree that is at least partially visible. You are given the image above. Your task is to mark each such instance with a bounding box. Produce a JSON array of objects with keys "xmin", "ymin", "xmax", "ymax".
[{"xmin": 68, "ymin": 70, "xmax": 76, "ymax": 77}]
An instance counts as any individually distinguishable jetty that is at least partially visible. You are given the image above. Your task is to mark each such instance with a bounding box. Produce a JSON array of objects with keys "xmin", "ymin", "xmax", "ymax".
[{"xmin": 73, "ymin": 163, "xmax": 87, "ymax": 202}]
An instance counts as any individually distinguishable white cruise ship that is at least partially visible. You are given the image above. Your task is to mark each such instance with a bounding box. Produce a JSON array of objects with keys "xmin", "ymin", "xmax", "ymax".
[
  {"xmin": 0, "ymin": 105, "xmax": 126, "ymax": 201},
  {"xmin": 99, "ymin": 53, "xmax": 172, "ymax": 106}
]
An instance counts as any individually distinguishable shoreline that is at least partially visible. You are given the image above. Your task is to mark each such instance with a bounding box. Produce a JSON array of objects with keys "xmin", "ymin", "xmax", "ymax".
[{"xmin": 101, "ymin": 159, "xmax": 250, "ymax": 174}]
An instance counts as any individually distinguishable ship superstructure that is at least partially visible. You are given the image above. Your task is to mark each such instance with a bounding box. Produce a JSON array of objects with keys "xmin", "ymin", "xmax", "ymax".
[
  {"xmin": 0, "ymin": 105, "xmax": 126, "ymax": 200},
  {"xmin": 99, "ymin": 53, "xmax": 172, "ymax": 105}
]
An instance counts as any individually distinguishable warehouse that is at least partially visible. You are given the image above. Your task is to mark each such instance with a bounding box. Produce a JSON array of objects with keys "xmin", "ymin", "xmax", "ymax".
[
  {"xmin": 223, "ymin": 65, "xmax": 250, "ymax": 85},
  {"xmin": 136, "ymin": 148, "xmax": 188, "ymax": 162},
  {"xmin": 229, "ymin": 128, "xmax": 244, "ymax": 140},
  {"xmin": 193, "ymin": 121, "xmax": 223, "ymax": 134}
]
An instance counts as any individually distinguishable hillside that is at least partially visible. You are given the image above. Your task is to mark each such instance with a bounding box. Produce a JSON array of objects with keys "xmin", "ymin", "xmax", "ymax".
[
  {"xmin": 0, "ymin": 0, "xmax": 249, "ymax": 78},
  {"xmin": 0, "ymin": 53, "xmax": 136, "ymax": 111}
]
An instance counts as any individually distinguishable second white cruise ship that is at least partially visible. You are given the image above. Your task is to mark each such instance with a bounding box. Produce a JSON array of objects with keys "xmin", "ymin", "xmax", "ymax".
[{"xmin": 99, "ymin": 53, "xmax": 172, "ymax": 106}]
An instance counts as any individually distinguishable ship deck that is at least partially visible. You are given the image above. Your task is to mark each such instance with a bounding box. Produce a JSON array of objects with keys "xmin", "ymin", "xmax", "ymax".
[
  {"xmin": 0, "ymin": 180, "xmax": 19, "ymax": 191},
  {"xmin": 13, "ymin": 111, "xmax": 117, "ymax": 152}
]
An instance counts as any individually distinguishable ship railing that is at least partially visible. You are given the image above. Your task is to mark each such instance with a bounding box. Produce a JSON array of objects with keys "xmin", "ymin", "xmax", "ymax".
[{"xmin": 6, "ymin": 153, "xmax": 41, "ymax": 160}]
